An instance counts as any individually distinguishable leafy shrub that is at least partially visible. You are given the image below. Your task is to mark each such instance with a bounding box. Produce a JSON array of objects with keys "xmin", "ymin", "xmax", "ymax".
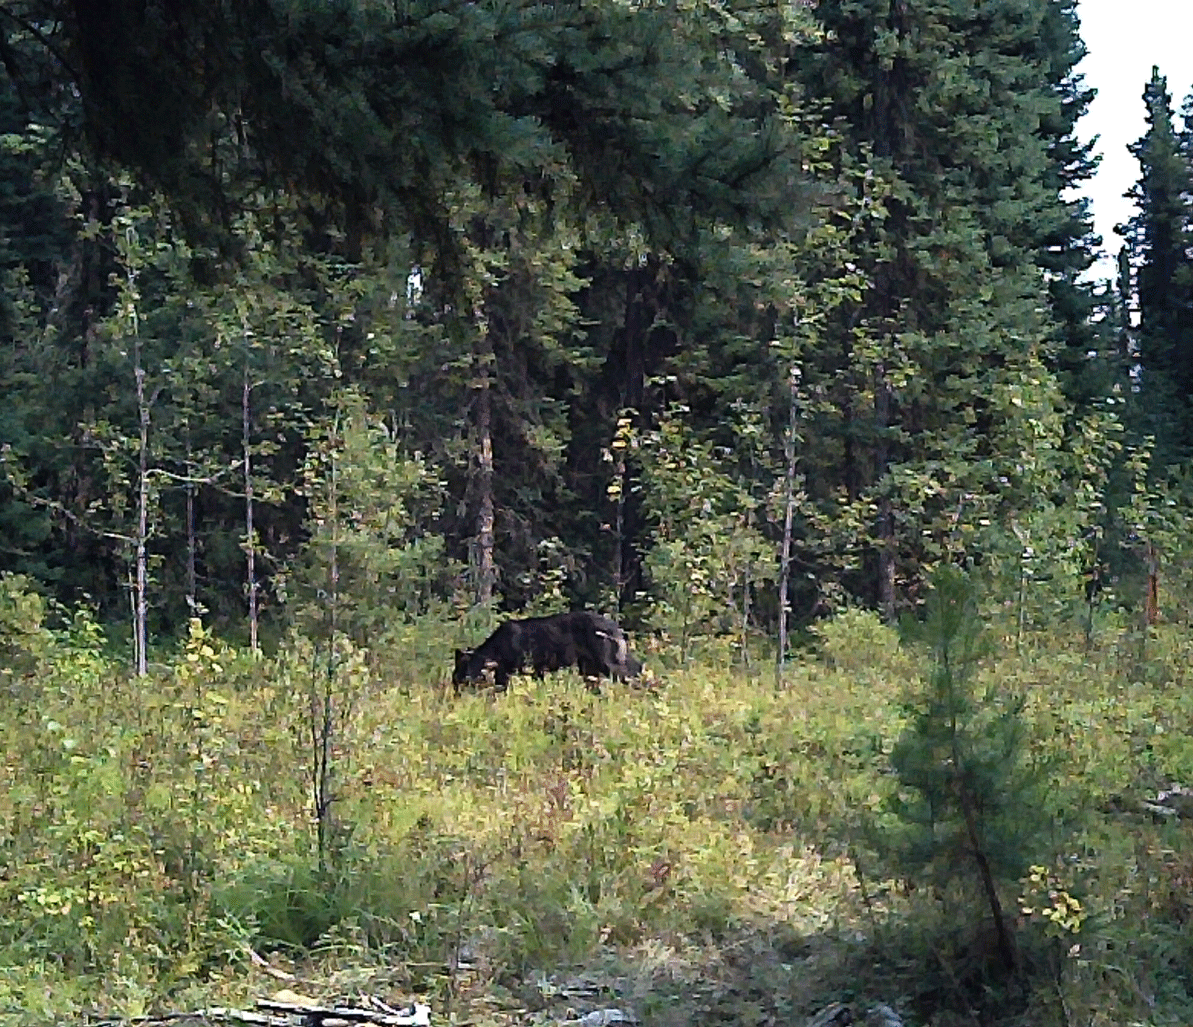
[
  {"xmin": 7, "ymin": 587, "xmax": 1193, "ymax": 1025},
  {"xmin": 812, "ymin": 607, "xmax": 912, "ymax": 679},
  {"xmin": 0, "ymin": 573, "xmax": 52, "ymax": 685}
]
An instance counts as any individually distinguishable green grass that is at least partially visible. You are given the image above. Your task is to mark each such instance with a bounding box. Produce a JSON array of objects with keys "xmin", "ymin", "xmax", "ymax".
[{"xmin": 2, "ymin": 608, "xmax": 1193, "ymax": 1025}]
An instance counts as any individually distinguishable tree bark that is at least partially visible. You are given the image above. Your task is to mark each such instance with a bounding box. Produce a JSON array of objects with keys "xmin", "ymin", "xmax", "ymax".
[
  {"xmin": 1145, "ymin": 542, "xmax": 1159, "ymax": 627},
  {"xmin": 613, "ymin": 447, "xmax": 627, "ymax": 613},
  {"xmin": 185, "ymin": 422, "xmax": 197, "ymax": 612},
  {"xmin": 610, "ymin": 260, "xmax": 662, "ymax": 609},
  {"xmin": 133, "ymin": 323, "xmax": 149, "ymax": 677},
  {"xmin": 777, "ymin": 364, "xmax": 801, "ymax": 684},
  {"xmin": 243, "ymin": 355, "xmax": 259, "ymax": 652},
  {"xmin": 473, "ymin": 307, "xmax": 497, "ymax": 605},
  {"xmin": 312, "ymin": 432, "xmax": 341, "ymax": 874},
  {"xmin": 958, "ymin": 774, "xmax": 1018, "ymax": 975},
  {"xmin": 875, "ymin": 358, "xmax": 896, "ymax": 622}
]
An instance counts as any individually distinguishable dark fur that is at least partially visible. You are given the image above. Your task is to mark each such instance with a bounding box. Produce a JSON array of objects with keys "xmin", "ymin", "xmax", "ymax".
[{"xmin": 453, "ymin": 611, "xmax": 642, "ymax": 692}]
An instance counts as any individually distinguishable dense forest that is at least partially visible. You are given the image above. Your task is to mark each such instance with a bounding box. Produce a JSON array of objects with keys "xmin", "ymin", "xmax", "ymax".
[
  {"xmin": 3, "ymin": 2, "xmax": 1193, "ymax": 1025},
  {"xmin": 1, "ymin": 0, "xmax": 1189, "ymax": 648}
]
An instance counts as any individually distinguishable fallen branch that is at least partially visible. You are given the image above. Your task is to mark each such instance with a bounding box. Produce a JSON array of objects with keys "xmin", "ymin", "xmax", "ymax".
[
  {"xmin": 246, "ymin": 948, "xmax": 298, "ymax": 982},
  {"xmin": 255, "ymin": 999, "xmax": 431, "ymax": 1026},
  {"xmin": 86, "ymin": 1008, "xmax": 289, "ymax": 1027},
  {"xmin": 84, "ymin": 997, "xmax": 431, "ymax": 1027},
  {"xmin": 1105, "ymin": 785, "xmax": 1193, "ymax": 821}
]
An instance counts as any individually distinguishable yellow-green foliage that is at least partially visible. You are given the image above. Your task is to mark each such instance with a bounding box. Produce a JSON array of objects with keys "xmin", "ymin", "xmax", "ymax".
[
  {"xmin": 2, "ymin": 582, "xmax": 1193, "ymax": 1024},
  {"xmin": 811, "ymin": 607, "xmax": 918, "ymax": 682}
]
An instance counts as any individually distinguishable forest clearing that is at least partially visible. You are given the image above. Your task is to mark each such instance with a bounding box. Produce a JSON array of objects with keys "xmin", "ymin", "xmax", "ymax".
[
  {"xmin": 4, "ymin": 583, "xmax": 1193, "ymax": 1026},
  {"xmin": 3, "ymin": 0, "xmax": 1193, "ymax": 1023}
]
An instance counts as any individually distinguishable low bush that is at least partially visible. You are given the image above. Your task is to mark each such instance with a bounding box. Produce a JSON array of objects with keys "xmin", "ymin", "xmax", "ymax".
[{"xmin": 2, "ymin": 575, "xmax": 1192, "ymax": 1024}]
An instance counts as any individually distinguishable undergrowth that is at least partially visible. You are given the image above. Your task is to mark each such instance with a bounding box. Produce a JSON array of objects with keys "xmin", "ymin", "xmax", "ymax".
[{"xmin": 0, "ymin": 581, "xmax": 1191, "ymax": 1025}]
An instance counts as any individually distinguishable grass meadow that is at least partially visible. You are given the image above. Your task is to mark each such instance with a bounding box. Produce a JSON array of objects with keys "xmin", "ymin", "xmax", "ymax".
[{"xmin": 2, "ymin": 597, "xmax": 1193, "ymax": 1026}]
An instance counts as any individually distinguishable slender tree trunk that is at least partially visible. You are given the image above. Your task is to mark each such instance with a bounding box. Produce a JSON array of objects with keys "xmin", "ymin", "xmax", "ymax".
[
  {"xmin": 312, "ymin": 431, "xmax": 341, "ymax": 875},
  {"xmin": 184, "ymin": 423, "xmax": 197, "ymax": 613},
  {"xmin": 1145, "ymin": 542, "xmax": 1159, "ymax": 627},
  {"xmin": 875, "ymin": 358, "xmax": 896, "ymax": 621},
  {"xmin": 865, "ymin": 1, "xmax": 903, "ymax": 623},
  {"xmin": 473, "ymin": 307, "xmax": 497, "ymax": 604},
  {"xmin": 243, "ymin": 356, "xmax": 259, "ymax": 652},
  {"xmin": 843, "ymin": 395, "xmax": 859, "ymax": 501},
  {"xmin": 127, "ymin": 566, "xmax": 138, "ymax": 672},
  {"xmin": 613, "ymin": 450, "xmax": 626, "ymax": 613},
  {"xmin": 312, "ymin": 664, "xmax": 336, "ymax": 874},
  {"xmin": 957, "ymin": 773, "xmax": 1018, "ymax": 975},
  {"xmin": 840, "ymin": 311, "xmax": 863, "ymax": 503},
  {"xmin": 133, "ymin": 339, "xmax": 149, "ymax": 677},
  {"xmin": 1083, "ymin": 539, "xmax": 1100, "ymax": 650},
  {"xmin": 1017, "ymin": 551, "xmax": 1028, "ymax": 652},
  {"xmin": 740, "ymin": 553, "xmax": 752, "ymax": 670},
  {"xmin": 777, "ymin": 365, "xmax": 801, "ymax": 685},
  {"xmin": 877, "ymin": 506, "xmax": 896, "ymax": 621},
  {"xmin": 613, "ymin": 263, "xmax": 656, "ymax": 609}
]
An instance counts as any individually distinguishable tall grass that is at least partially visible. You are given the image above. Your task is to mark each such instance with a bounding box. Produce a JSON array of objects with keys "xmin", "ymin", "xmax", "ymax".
[{"xmin": 1, "ymin": 592, "xmax": 1191, "ymax": 1024}]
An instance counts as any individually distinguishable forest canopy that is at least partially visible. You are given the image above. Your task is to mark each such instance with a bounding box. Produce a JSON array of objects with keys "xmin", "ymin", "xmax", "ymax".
[{"xmin": 1, "ymin": 0, "xmax": 1192, "ymax": 646}]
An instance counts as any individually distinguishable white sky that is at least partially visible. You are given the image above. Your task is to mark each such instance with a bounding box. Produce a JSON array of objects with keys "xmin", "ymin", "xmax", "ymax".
[{"xmin": 1075, "ymin": 0, "xmax": 1193, "ymax": 281}]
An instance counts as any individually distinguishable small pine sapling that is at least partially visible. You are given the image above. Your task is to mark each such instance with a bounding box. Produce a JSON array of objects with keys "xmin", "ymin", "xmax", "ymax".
[{"xmin": 881, "ymin": 567, "xmax": 1049, "ymax": 981}]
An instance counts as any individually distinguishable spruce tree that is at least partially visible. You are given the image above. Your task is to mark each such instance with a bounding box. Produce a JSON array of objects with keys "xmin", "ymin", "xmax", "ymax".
[
  {"xmin": 1033, "ymin": 0, "xmax": 1104, "ymax": 413},
  {"xmin": 787, "ymin": 0, "xmax": 1087, "ymax": 616},
  {"xmin": 1123, "ymin": 69, "xmax": 1193, "ymax": 462},
  {"xmin": 0, "ymin": 72, "xmax": 74, "ymax": 585}
]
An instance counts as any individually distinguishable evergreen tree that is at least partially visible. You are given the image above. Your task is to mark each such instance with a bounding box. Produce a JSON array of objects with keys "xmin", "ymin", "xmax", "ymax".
[
  {"xmin": 881, "ymin": 568, "xmax": 1045, "ymax": 1009},
  {"xmin": 0, "ymin": 0, "xmax": 1125, "ymax": 639},
  {"xmin": 1033, "ymin": 0, "xmax": 1104, "ymax": 413},
  {"xmin": 0, "ymin": 56, "xmax": 88, "ymax": 589},
  {"xmin": 48, "ymin": 0, "xmax": 803, "ymax": 269},
  {"xmin": 787, "ymin": 0, "xmax": 1089, "ymax": 617},
  {"xmin": 1122, "ymin": 69, "xmax": 1193, "ymax": 462}
]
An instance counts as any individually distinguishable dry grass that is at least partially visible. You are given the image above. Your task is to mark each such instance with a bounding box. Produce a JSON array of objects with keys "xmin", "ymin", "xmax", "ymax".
[{"xmin": 2, "ymin": 615, "xmax": 1193, "ymax": 1025}]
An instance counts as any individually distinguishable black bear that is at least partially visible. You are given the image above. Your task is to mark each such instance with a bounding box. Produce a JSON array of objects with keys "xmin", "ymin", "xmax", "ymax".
[{"xmin": 452, "ymin": 611, "xmax": 642, "ymax": 692}]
